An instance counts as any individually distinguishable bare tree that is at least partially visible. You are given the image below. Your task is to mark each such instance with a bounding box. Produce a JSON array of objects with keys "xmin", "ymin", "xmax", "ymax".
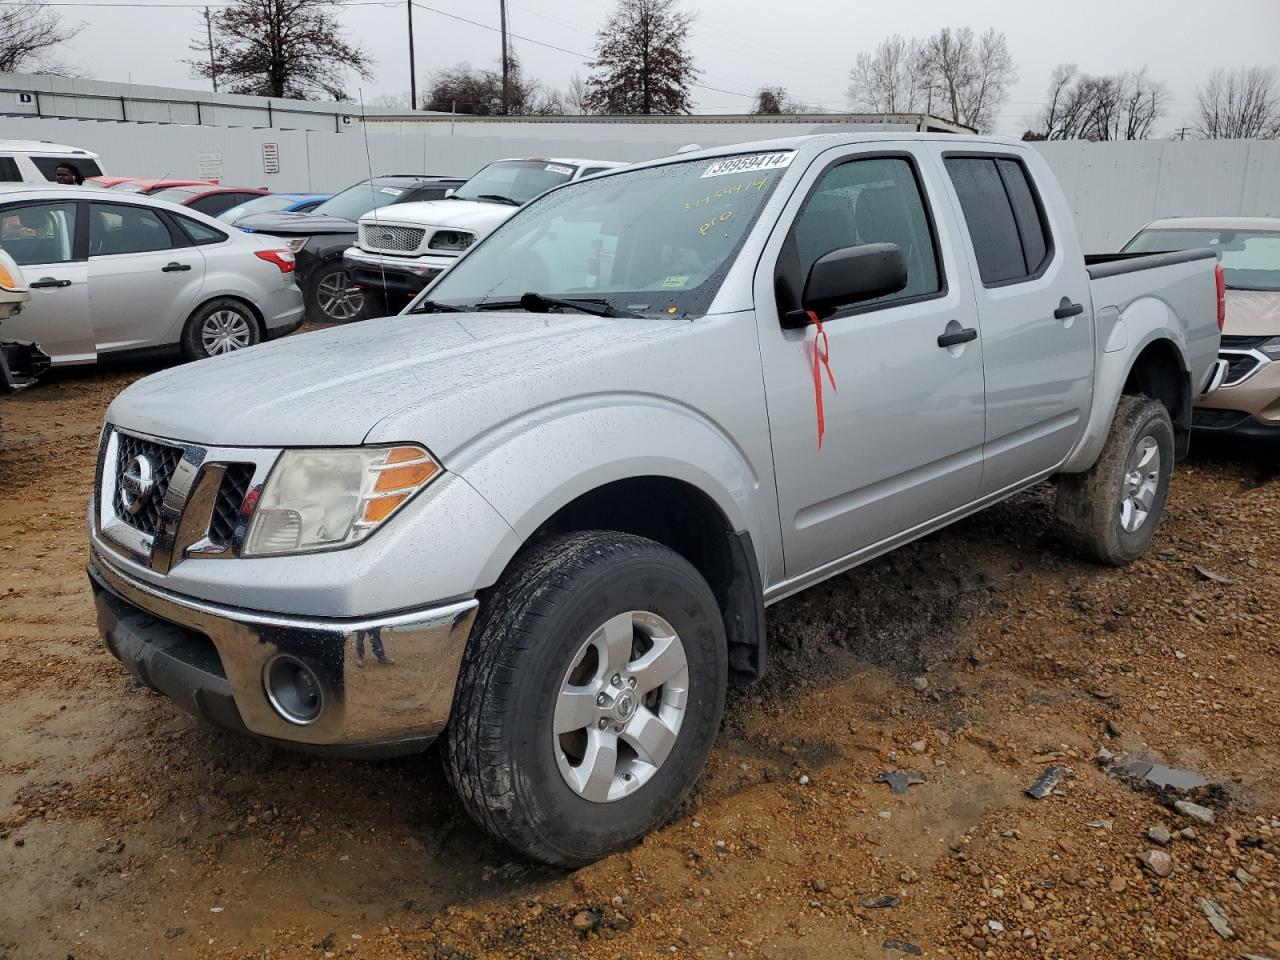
[
  {"xmin": 187, "ymin": 0, "xmax": 372, "ymax": 101},
  {"xmin": 423, "ymin": 57, "xmax": 560, "ymax": 116},
  {"xmin": 0, "ymin": 1, "xmax": 81, "ymax": 73},
  {"xmin": 1195, "ymin": 66, "xmax": 1280, "ymax": 139},
  {"xmin": 751, "ymin": 85, "xmax": 809, "ymax": 115},
  {"xmin": 845, "ymin": 35, "xmax": 927, "ymax": 114},
  {"xmin": 585, "ymin": 0, "xmax": 697, "ymax": 115},
  {"xmin": 563, "ymin": 73, "xmax": 592, "ymax": 115},
  {"xmin": 917, "ymin": 27, "xmax": 1017, "ymax": 133},
  {"xmin": 1029, "ymin": 63, "xmax": 1168, "ymax": 140}
]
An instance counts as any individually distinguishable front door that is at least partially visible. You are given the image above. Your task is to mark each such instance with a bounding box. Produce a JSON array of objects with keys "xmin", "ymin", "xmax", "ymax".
[
  {"xmin": 0, "ymin": 199, "xmax": 93, "ymax": 364},
  {"xmin": 87, "ymin": 201, "xmax": 206, "ymax": 354},
  {"xmin": 755, "ymin": 149, "xmax": 986, "ymax": 581}
]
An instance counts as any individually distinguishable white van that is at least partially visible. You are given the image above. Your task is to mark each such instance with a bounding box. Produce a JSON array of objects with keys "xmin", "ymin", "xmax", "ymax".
[{"xmin": 0, "ymin": 140, "xmax": 105, "ymax": 184}]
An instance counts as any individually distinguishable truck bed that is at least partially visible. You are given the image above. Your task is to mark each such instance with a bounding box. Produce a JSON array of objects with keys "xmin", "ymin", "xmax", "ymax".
[{"xmin": 1084, "ymin": 247, "xmax": 1216, "ymax": 279}]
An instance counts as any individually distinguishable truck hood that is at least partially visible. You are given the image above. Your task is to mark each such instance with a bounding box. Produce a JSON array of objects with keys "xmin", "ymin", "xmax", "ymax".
[
  {"xmin": 236, "ymin": 211, "xmax": 354, "ymax": 235},
  {"xmin": 366, "ymin": 199, "xmax": 515, "ymax": 235},
  {"xmin": 105, "ymin": 311, "xmax": 685, "ymax": 451},
  {"xmin": 1223, "ymin": 289, "xmax": 1280, "ymax": 337}
]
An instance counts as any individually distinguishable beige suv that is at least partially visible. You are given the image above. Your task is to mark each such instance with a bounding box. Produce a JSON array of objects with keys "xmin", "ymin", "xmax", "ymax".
[{"xmin": 1124, "ymin": 217, "xmax": 1280, "ymax": 438}]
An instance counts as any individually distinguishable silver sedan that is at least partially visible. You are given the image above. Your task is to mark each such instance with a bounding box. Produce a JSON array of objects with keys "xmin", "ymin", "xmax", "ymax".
[{"xmin": 0, "ymin": 186, "xmax": 304, "ymax": 365}]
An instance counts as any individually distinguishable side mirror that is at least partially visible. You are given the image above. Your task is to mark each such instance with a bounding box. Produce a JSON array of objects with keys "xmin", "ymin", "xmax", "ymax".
[{"xmin": 800, "ymin": 242, "xmax": 908, "ymax": 319}]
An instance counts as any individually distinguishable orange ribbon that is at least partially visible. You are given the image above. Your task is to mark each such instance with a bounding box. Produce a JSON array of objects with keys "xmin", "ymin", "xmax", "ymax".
[{"xmin": 806, "ymin": 310, "xmax": 837, "ymax": 449}]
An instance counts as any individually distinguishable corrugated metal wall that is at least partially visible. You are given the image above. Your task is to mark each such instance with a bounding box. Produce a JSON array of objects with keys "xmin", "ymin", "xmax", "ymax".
[{"xmin": 3, "ymin": 115, "xmax": 1279, "ymax": 250}]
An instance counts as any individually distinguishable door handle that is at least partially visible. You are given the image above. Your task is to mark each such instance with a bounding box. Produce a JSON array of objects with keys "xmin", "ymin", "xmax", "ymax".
[
  {"xmin": 937, "ymin": 326, "xmax": 978, "ymax": 348},
  {"xmin": 161, "ymin": 262, "xmax": 192, "ymax": 272},
  {"xmin": 30, "ymin": 277, "xmax": 71, "ymax": 289},
  {"xmin": 1054, "ymin": 297, "xmax": 1085, "ymax": 320}
]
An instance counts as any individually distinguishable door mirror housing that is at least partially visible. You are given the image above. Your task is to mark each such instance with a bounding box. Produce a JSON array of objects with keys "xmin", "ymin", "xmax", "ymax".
[{"xmin": 800, "ymin": 242, "xmax": 908, "ymax": 319}]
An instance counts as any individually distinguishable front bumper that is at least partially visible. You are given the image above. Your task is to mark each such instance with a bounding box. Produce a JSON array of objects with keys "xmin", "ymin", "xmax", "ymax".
[
  {"xmin": 343, "ymin": 247, "xmax": 453, "ymax": 296},
  {"xmin": 1195, "ymin": 344, "xmax": 1280, "ymax": 434},
  {"xmin": 89, "ymin": 550, "xmax": 478, "ymax": 757}
]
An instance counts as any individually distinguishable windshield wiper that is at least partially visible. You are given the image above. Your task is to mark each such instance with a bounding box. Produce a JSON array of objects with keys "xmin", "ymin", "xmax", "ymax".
[
  {"xmin": 474, "ymin": 193, "xmax": 521, "ymax": 206},
  {"xmin": 518, "ymin": 292, "xmax": 642, "ymax": 319},
  {"xmin": 411, "ymin": 298, "xmax": 468, "ymax": 313}
]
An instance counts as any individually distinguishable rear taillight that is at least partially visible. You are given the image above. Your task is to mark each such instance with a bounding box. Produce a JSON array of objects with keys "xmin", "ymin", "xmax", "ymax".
[
  {"xmin": 1215, "ymin": 263, "xmax": 1226, "ymax": 331},
  {"xmin": 255, "ymin": 249, "xmax": 295, "ymax": 274}
]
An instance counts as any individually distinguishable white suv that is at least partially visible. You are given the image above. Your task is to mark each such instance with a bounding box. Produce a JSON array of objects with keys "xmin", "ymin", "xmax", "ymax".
[
  {"xmin": 0, "ymin": 140, "xmax": 105, "ymax": 184},
  {"xmin": 344, "ymin": 157, "xmax": 622, "ymax": 307}
]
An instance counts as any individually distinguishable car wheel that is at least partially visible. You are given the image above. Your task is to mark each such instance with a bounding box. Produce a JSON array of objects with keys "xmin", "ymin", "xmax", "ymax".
[
  {"xmin": 180, "ymin": 298, "xmax": 262, "ymax": 361},
  {"xmin": 307, "ymin": 263, "xmax": 365, "ymax": 323},
  {"xmin": 444, "ymin": 531, "xmax": 727, "ymax": 867},
  {"xmin": 1056, "ymin": 395, "xmax": 1175, "ymax": 566}
]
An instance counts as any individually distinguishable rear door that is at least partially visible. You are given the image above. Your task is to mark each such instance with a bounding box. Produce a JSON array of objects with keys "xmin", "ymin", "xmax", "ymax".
[
  {"xmin": 937, "ymin": 148, "xmax": 1093, "ymax": 495},
  {"xmin": 0, "ymin": 199, "xmax": 93, "ymax": 363},
  {"xmin": 755, "ymin": 146, "xmax": 986, "ymax": 579},
  {"xmin": 87, "ymin": 201, "xmax": 206, "ymax": 354}
]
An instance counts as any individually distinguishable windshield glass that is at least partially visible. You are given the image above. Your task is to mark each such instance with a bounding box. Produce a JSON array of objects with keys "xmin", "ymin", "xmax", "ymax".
[
  {"xmin": 217, "ymin": 194, "xmax": 296, "ymax": 223},
  {"xmin": 1124, "ymin": 228, "xmax": 1280, "ymax": 292},
  {"xmin": 314, "ymin": 181, "xmax": 406, "ymax": 221},
  {"xmin": 452, "ymin": 160, "xmax": 580, "ymax": 206},
  {"xmin": 150, "ymin": 187, "xmax": 201, "ymax": 205},
  {"xmin": 420, "ymin": 152, "xmax": 794, "ymax": 317}
]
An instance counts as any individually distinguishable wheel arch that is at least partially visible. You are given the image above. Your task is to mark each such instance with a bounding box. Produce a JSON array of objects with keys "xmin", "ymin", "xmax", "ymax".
[
  {"xmin": 1122, "ymin": 337, "xmax": 1191, "ymax": 458},
  {"xmin": 489, "ymin": 474, "xmax": 767, "ymax": 682}
]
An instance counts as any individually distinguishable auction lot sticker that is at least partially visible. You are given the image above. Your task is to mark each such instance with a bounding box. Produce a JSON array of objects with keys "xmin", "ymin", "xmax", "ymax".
[{"xmin": 701, "ymin": 152, "xmax": 795, "ymax": 178}]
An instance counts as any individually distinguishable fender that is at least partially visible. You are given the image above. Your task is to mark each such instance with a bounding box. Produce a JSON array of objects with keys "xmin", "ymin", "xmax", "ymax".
[
  {"xmin": 1060, "ymin": 315, "xmax": 1188, "ymax": 474},
  {"xmin": 444, "ymin": 394, "xmax": 772, "ymax": 581}
]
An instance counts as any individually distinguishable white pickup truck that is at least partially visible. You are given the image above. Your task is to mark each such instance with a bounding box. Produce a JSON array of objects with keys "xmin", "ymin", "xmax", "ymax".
[
  {"xmin": 89, "ymin": 133, "xmax": 1224, "ymax": 867},
  {"xmin": 342, "ymin": 157, "xmax": 622, "ymax": 309}
]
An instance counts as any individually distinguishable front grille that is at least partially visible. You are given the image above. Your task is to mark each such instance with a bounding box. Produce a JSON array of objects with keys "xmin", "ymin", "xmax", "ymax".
[
  {"xmin": 1221, "ymin": 335, "xmax": 1269, "ymax": 350},
  {"xmin": 1193, "ymin": 408, "xmax": 1250, "ymax": 430},
  {"xmin": 208, "ymin": 464, "xmax": 255, "ymax": 548},
  {"xmin": 112, "ymin": 433, "xmax": 183, "ymax": 537},
  {"xmin": 1222, "ymin": 351, "xmax": 1263, "ymax": 386},
  {"xmin": 359, "ymin": 222, "xmax": 426, "ymax": 253}
]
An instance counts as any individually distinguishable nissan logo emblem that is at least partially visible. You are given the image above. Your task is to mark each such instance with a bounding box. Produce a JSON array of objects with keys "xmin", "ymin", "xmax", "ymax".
[{"xmin": 120, "ymin": 454, "xmax": 155, "ymax": 515}]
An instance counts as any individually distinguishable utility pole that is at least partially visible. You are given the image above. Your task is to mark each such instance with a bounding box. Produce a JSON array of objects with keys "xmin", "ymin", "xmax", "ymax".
[
  {"xmin": 407, "ymin": 0, "xmax": 416, "ymax": 109},
  {"xmin": 499, "ymin": 0, "xmax": 509, "ymax": 115},
  {"xmin": 204, "ymin": 6, "xmax": 218, "ymax": 92}
]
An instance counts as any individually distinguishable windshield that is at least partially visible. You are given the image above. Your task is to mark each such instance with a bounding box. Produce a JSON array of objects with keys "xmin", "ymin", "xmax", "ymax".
[
  {"xmin": 217, "ymin": 194, "xmax": 296, "ymax": 223},
  {"xmin": 419, "ymin": 152, "xmax": 794, "ymax": 317},
  {"xmin": 313, "ymin": 181, "xmax": 406, "ymax": 221},
  {"xmin": 452, "ymin": 160, "xmax": 580, "ymax": 206},
  {"xmin": 1124, "ymin": 228, "xmax": 1280, "ymax": 292},
  {"xmin": 150, "ymin": 187, "xmax": 202, "ymax": 205}
]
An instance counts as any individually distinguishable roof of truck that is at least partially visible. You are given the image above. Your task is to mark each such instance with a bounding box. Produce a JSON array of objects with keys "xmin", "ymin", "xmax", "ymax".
[{"xmin": 1142, "ymin": 216, "xmax": 1280, "ymax": 232}]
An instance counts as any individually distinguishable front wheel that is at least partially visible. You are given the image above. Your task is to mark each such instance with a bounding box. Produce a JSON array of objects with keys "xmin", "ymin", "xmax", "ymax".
[
  {"xmin": 307, "ymin": 262, "xmax": 365, "ymax": 323},
  {"xmin": 444, "ymin": 531, "xmax": 727, "ymax": 867},
  {"xmin": 180, "ymin": 298, "xmax": 261, "ymax": 361},
  {"xmin": 1056, "ymin": 395, "xmax": 1175, "ymax": 566}
]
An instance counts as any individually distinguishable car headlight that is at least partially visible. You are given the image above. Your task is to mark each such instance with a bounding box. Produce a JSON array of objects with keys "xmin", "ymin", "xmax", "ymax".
[
  {"xmin": 428, "ymin": 230, "xmax": 475, "ymax": 253},
  {"xmin": 283, "ymin": 237, "xmax": 308, "ymax": 253},
  {"xmin": 242, "ymin": 445, "xmax": 439, "ymax": 557},
  {"xmin": 1258, "ymin": 336, "xmax": 1280, "ymax": 359}
]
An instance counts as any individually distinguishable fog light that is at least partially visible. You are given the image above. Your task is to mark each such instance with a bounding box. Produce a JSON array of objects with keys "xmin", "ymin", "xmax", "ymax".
[{"xmin": 265, "ymin": 655, "xmax": 323, "ymax": 724}]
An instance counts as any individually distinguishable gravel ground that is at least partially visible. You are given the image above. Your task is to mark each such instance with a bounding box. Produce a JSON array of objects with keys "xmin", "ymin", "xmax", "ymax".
[{"xmin": 1, "ymin": 355, "xmax": 1278, "ymax": 960}]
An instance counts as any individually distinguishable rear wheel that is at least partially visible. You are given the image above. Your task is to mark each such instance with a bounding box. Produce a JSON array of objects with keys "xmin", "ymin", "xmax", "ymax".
[
  {"xmin": 1056, "ymin": 395, "xmax": 1174, "ymax": 566},
  {"xmin": 307, "ymin": 262, "xmax": 365, "ymax": 323},
  {"xmin": 444, "ymin": 531, "xmax": 727, "ymax": 867},
  {"xmin": 180, "ymin": 298, "xmax": 261, "ymax": 361}
]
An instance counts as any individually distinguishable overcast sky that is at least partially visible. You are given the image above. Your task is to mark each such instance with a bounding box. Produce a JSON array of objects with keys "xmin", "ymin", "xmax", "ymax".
[{"xmin": 52, "ymin": 0, "xmax": 1280, "ymax": 136}]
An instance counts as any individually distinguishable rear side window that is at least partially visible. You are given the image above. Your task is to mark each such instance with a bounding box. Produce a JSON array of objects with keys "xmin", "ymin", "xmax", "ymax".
[
  {"xmin": 188, "ymin": 193, "xmax": 244, "ymax": 217},
  {"xmin": 31, "ymin": 156, "xmax": 104, "ymax": 180},
  {"xmin": 945, "ymin": 156, "xmax": 1052, "ymax": 285},
  {"xmin": 0, "ymin": 157, "xmax": 20, "ymax": 182},
  {"xmin": 175, "ymin": 215, "xmax": 227, "ymax": 245},
  {"xmin": 89, "ymin": 202, "xmax": 177, "ymax": 255}
]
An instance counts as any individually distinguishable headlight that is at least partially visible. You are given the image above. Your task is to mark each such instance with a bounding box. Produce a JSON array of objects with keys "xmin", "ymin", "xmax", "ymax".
[
  {"xmin": 1258, "ymin": 336, "xmax": 1280, "ymax": 359},
  {"xmin": 242, "ymin": 445, "xmax": 439, "ymax": 557},
  {"xmin": 428, "ymin": 230, "xmax": 475, "ymax": 253},
  {"xmin": 283, "ymin": 237, "xmax": 308, "ymax": 253}
]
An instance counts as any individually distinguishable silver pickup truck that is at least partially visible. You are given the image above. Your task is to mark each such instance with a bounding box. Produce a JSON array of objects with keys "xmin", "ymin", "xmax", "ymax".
[{"xmin": 89, "ymin": 133, "xmax": 1224, "ymax": 866}]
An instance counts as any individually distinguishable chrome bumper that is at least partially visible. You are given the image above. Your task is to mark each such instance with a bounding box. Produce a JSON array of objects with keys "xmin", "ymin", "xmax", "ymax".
[{"xmin": 90, "ymin": 549, "xmax": 478, "ymax": 754}]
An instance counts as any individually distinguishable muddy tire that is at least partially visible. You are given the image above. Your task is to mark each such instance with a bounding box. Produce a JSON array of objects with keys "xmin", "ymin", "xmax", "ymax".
[
  {"xmin": 1056, "ymin": 395, "xmax": 1174, "ymax": 566},
  {"xmin": 180, "ymin": 298, "xmax": 261, "ymax": 361},
  {"xmin": 443, "ymin": 531, "xmax": 727, "ymax": 867}
]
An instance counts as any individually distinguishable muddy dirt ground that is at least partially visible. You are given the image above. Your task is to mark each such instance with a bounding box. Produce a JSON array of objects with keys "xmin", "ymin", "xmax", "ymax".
[{"xmin": 1, "ymin": 352, "xmax": 1279, "ymax": 960}]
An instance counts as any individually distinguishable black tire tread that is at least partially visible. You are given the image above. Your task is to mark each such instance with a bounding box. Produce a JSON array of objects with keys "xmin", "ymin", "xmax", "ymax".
[{"xmin": 443, "ymin": 530, "xmax": 719, "ymax": 867}]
